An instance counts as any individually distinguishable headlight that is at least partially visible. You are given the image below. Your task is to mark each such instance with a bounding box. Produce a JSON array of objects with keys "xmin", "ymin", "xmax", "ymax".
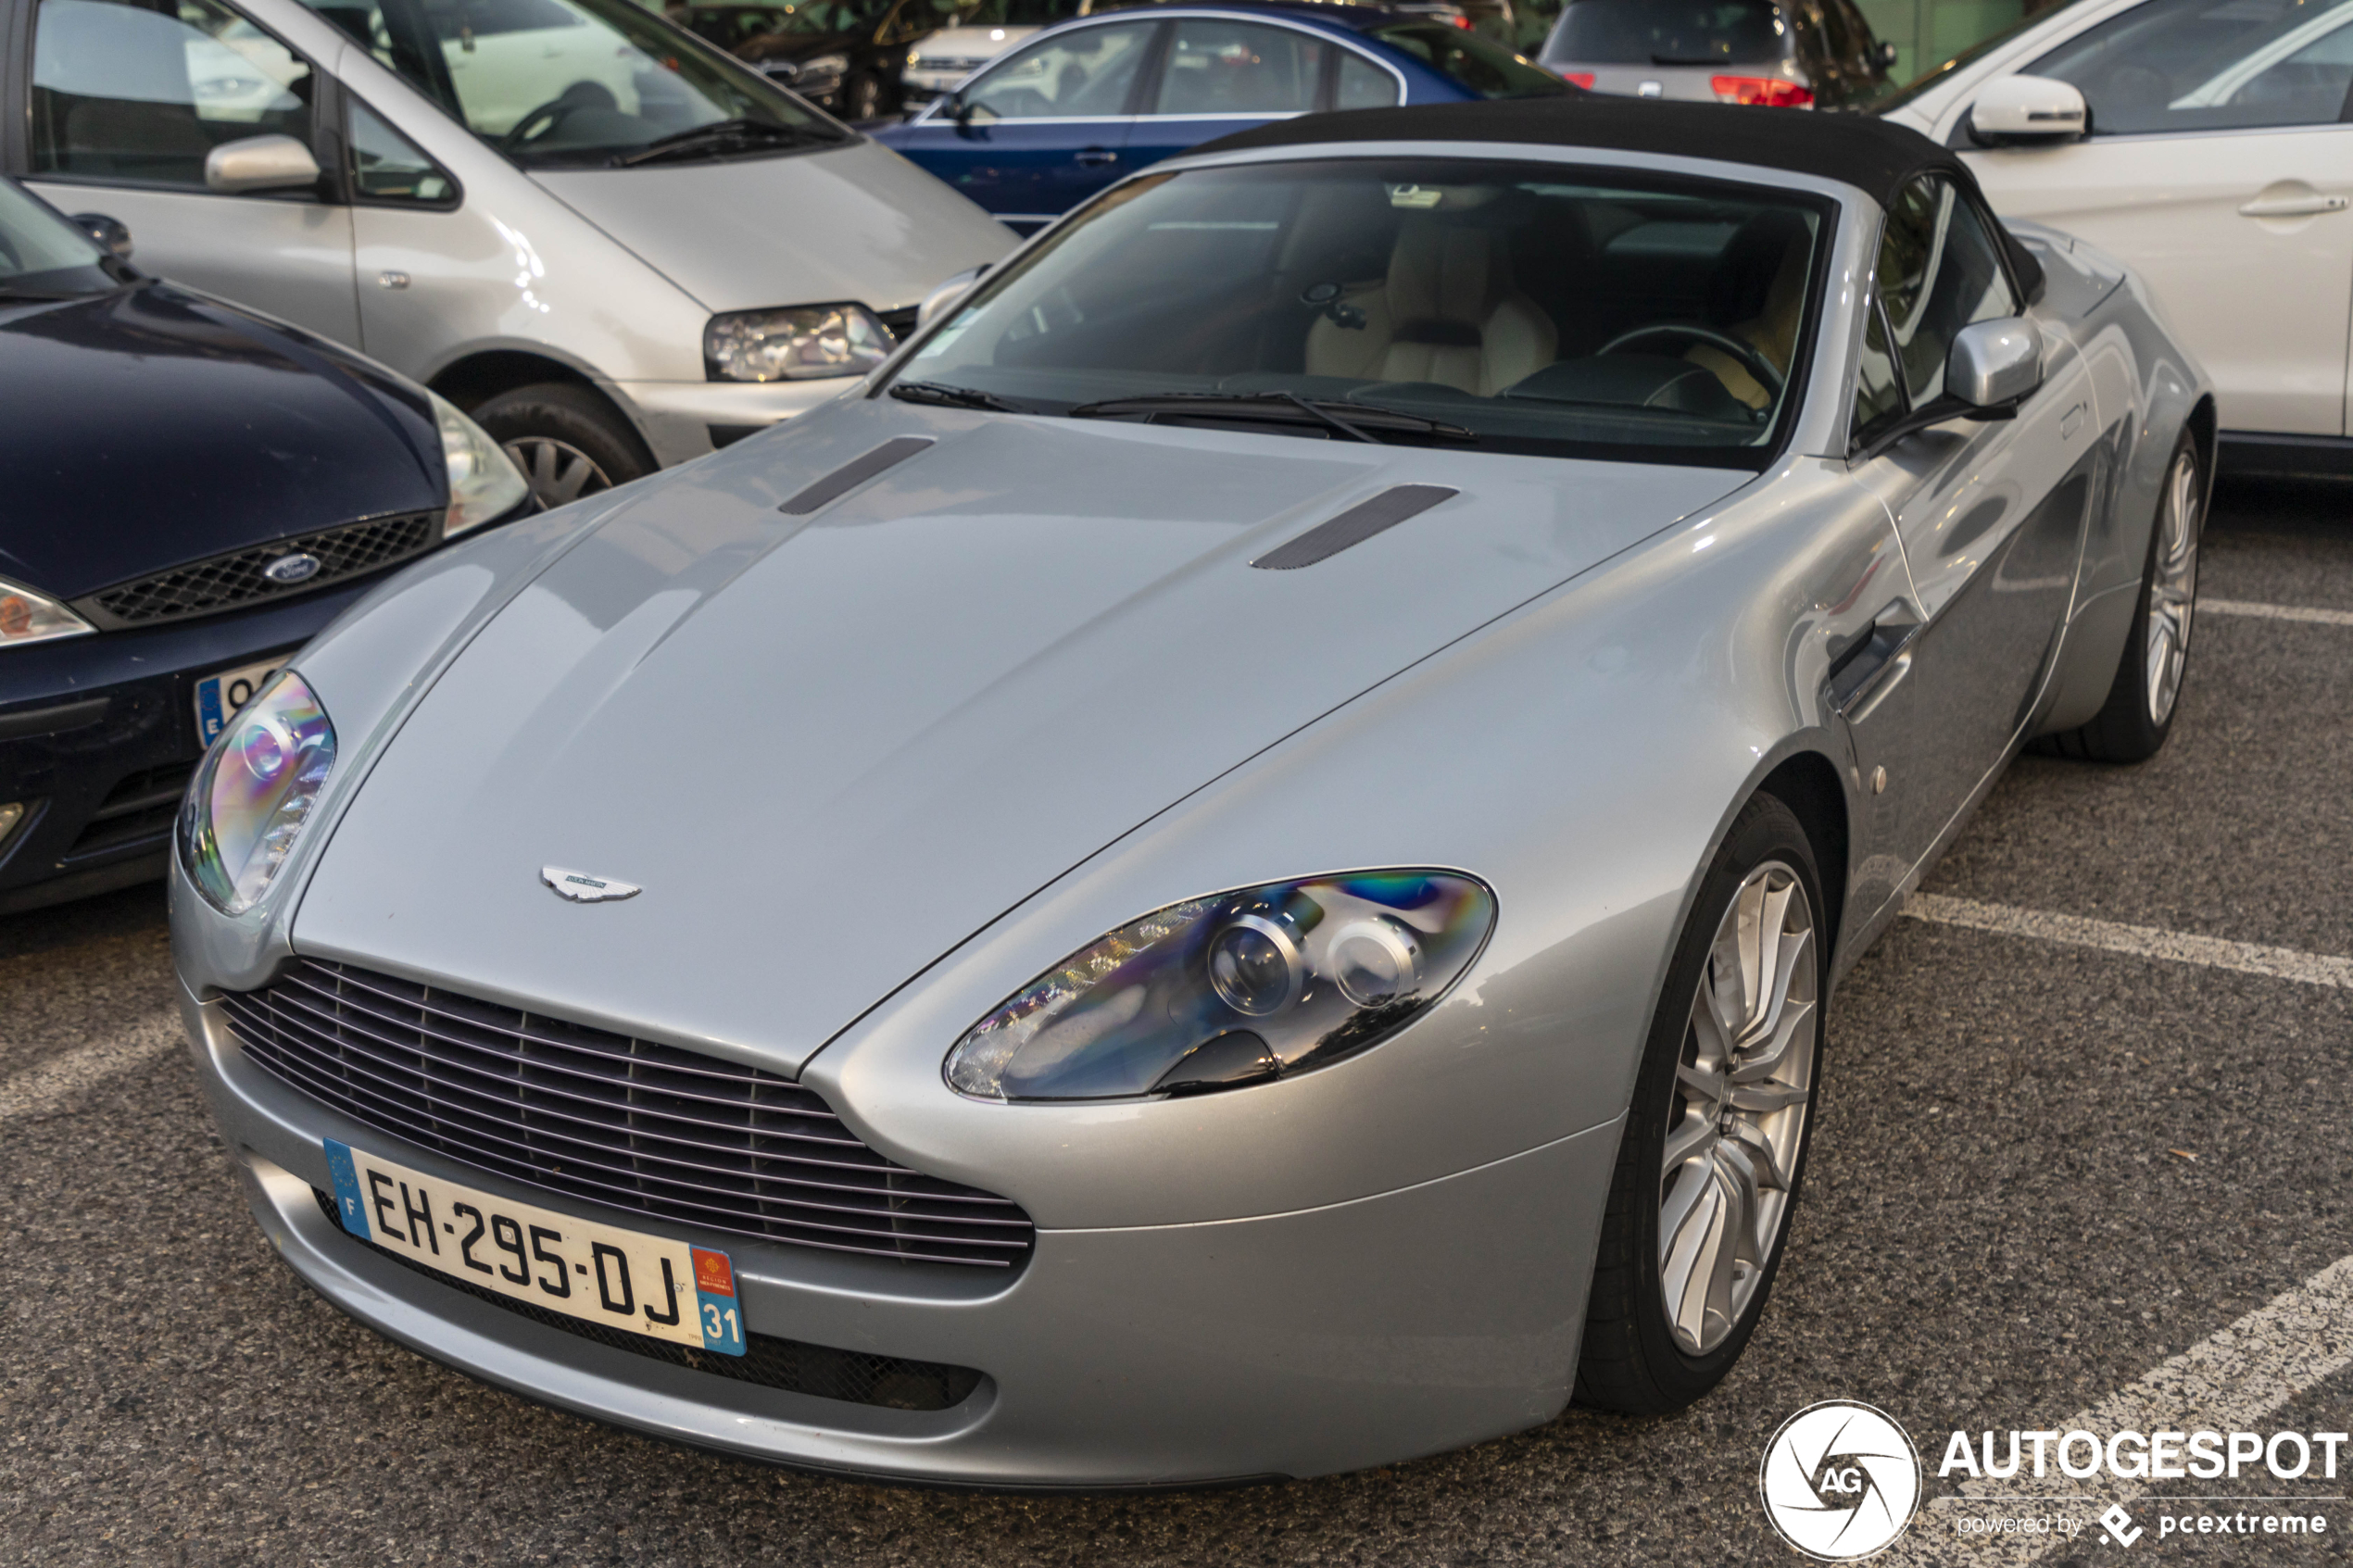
[
  {"xmin": 705, "ymin": 304, "xmax": 893, "ymax": 383},
  {"xmin": 0, "ymin": 577, "xmax": 93, "ymax": 649},
  {"xmin": 944, "ymin": 872, "xmax": 1495, "ymax": 1102},
  {"xmin": 430, "ymin": 392, "xmax": 530, "ymax": 535},
  {"xmin": 799, "ymin": 51, "xmax": 849, "ymax": 84},
  {"xmin": 181, "ymin": 670, "xmax": 335, "ymax": 915}
]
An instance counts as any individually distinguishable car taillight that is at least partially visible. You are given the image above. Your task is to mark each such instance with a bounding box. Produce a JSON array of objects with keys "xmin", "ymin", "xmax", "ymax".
[
  {"xmin": 1711, "ymin": 75, "xmax": 1814, "ymax": 107},
  {"xmin": 1452, "ymin": 13, "xmax": 1471, "ymax": 25},
  {"xmin": 1561, "ymin": 69, "xmax": 1595, "ymax": 87}
]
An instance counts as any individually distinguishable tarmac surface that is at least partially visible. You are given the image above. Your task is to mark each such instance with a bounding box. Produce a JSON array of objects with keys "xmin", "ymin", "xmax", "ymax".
[{"xmin": 3, "ymin": 476, "xmax": 2349, "ymax": 1566}]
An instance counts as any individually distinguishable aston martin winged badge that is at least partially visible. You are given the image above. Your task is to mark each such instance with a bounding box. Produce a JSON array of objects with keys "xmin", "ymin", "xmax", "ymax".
[{"xmin": 541, "ymin": 867, "xmax": 641, "ymax": 903}]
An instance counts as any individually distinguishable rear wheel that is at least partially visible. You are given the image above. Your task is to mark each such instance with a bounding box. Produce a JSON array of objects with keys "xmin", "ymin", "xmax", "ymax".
[
  {"xmin": 470, "ymin": 382, "xmax": 653, "ymax": 509},
  {"xmin": 2037, "ymin": 431, "xmax": 2203, "ymax": 763},
  {"xmin": 1576, "ymin": 794, "xmax": 1825, "ymax": 1415}
]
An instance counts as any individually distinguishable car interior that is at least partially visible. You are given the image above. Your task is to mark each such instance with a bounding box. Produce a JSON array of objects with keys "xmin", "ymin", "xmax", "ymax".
[{"xmin": 906, "ymin": 160, "xmax": 1826, "ymax": 458}]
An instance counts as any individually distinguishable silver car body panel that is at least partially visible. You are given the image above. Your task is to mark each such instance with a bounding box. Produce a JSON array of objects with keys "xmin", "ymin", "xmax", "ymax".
[
  {"xmin": 24, "ymin": 0, "xmax": 1015, "ymax": 469},
  {"xmin": 171, "ymin": 135, "xmax": 2212, "ymax": 1484}
]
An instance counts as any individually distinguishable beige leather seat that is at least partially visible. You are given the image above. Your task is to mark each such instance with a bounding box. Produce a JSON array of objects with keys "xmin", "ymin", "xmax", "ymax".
[
  {"xmin": 1304, "ymin": 216, "xmax": 1557, "ymax": 396},
  {"xmin": 1685, "ymin": 211, "xmax": 1814, "ymax": 409}
]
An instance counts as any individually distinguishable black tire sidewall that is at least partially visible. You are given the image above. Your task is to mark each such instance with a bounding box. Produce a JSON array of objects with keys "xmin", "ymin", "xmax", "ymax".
[
  {"xmin": 470, "ymin": 383, "xmax": 653, "ymax": 495},
  {"xmin": 1591, "ymin": 794, "xmax": 1828, "ymax": 1411}
]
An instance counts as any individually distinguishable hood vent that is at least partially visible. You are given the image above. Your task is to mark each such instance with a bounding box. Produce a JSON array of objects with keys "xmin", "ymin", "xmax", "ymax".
[
  {"xmin": 778, "ymin": 436, "xmax": 935, "ymax": 516},
  {"xmin": 1250, "ymin": 484, "xmax": 1457, "ymax": 571}
]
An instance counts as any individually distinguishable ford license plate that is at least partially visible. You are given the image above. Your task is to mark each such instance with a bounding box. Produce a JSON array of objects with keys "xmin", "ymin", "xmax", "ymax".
[
  {"xmin": 193, "ymin": 657, "xmax": 284, "ymax": 746},
  {"xmin": 323, "ymin": 1139, "xmax": 747, "ymax": 1356}
]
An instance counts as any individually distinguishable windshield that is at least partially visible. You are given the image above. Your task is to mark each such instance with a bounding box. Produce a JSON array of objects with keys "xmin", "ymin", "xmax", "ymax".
[
  {"xmin": 1542, "ymin": 0, "xmax": 1789, "ymax": 66},
  {"xmin": 300, "ymin": 0, "xmax": 841, "ymax": 168},
  {"xmin": 1369, "ymin": 21, "xmax": 1575, "ymax": 96},
  {"xmin": 0, "ymin": 182, "xmax": 117, "ymax": 296},
  {"xmin": 889, "ymin": 158, "xmax": 1827, "ymax": 467}
]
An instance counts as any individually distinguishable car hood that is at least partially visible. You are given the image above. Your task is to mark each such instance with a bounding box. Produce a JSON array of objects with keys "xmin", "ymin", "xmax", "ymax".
[
  {"xmin": 0, "ymin": 282, "xmax": 444, "ymax": 598},
  {"xmin": 529, "ymin": 141, "xmax": 1015, "ymax": 315},
  {"xmin": 294, "ymin": 400, "xmax": 1751, "ymax": 1073}
]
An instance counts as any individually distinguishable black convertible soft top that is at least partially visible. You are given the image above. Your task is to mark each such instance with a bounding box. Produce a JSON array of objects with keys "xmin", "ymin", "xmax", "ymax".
[{"xmin": 1197, "ymin": 97, "xmax": 2045, "ymax": 298}]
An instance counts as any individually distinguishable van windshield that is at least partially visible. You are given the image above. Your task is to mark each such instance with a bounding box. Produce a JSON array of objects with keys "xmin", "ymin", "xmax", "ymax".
[
  {"xmin": 889, "ymin": 158, "xmax": 1828, "ymax": 469},
  {"xmin": 300, "ymin": 0, "xmax": 844, "ymax": 168}
]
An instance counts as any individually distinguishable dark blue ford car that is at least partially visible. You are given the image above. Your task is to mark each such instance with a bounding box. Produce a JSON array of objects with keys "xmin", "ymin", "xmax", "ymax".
[
  {"xmin": 0, "ymin": 180, "xmax": 533, "ymax": 912},
  {"xmin": 873, "ymin": 1, "xmax": 1572, "ymax": 232}
]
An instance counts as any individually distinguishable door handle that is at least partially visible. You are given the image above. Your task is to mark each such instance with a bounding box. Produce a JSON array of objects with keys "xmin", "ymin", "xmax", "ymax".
[
  {"xmin": 1827, "ymin": 603, "xmax": 1920, "ymax": 718},
  {"xmin": 1075, "ymin": 147, "xmax": 1118, "ymax": 167},
  {"xmin": 2238, "ymin": 193, "xmax": 2347, "ymax": 218}
]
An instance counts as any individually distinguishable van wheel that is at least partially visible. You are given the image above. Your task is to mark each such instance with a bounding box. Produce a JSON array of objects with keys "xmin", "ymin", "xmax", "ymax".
[{"xmin": 471, "ymin": 382, "xmax": 653, "ymax": 508}]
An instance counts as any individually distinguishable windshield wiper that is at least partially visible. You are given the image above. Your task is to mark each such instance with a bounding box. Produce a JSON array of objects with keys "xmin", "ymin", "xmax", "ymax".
[
  {"xmin": 612, "ymin": 119, "xmax": 826, "ymax": 168},
  {"xmin": 888, "ymin": 380, "xmax": 1027, "ymax": 412},
  {"xmin": 1066, "ymin": 393, "xmax": 1476, "ymax": 444}
]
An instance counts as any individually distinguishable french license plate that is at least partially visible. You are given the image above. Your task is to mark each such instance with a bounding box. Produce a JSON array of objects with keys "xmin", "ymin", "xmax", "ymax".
[
  {"xmin": 322, "ymin": 1139, "xmax": 746, "ymax": 1356},
  {"xmin": 194, "ymin": 657, "xmax": 283, "ymax": 746}
]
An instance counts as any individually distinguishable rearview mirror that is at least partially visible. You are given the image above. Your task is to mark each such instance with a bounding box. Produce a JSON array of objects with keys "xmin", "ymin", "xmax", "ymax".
[
  {"xmin": 204, "ymin": 134, "xmax": 322, "ymax": 194},
  {"xmin": 917, "ymin": 263, "xmax": 990, "ymax": 328},
  {"xmin": 1967, "ymin": 75, "xmax": 2088, "ymax": 145},
  {"xmin": 1947, "ymin": 317, "xmax": 2043, "ymax": 411}
]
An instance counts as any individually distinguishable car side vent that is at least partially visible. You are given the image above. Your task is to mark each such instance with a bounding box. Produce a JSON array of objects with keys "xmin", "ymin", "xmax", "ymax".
[
  {"xmin": 1250, "ymin": 485, "xmax": 1457, "ymax": 571},
  {"xmin": 777, "ymin": 436, "xmax": 935, "ymax": 516}
]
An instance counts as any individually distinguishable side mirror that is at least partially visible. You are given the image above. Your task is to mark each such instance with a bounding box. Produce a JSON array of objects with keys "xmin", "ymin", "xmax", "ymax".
[
  {"xmin": 1946, "ymin": 317, "xmax": 2043, "ymax": 411},
  {"xmin": 1967, "ymin": 75, "xmax": 2088, "ymax": 145},
  {"xmin": 1874, "ymin": 39, "xmax": 1898, "ymax": 69},
  {"xmin": 205, "ymin": 133, "xmax": 322, "ymax": 194},
  {"xmin": 948, "ymin": 89, "xmax": 976, "ymax": 124},
  {"xmin": 70, "ymin": 211, "xmax": 132, "ymax": 258},
  {"xmin": 916, "ymin": 263, "xmax": 989, "ymax": 328}
]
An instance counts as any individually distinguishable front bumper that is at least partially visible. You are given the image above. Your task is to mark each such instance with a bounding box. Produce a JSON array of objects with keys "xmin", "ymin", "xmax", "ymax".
[
  {"xmin": 616, "ymin": 377, "xmax": 867, "ymax": 468},
  {"xmin": 181, "ymin": 956, "xmax": 1618, "ymax": 1485},
  {"xmin": 0, "ymin": 578, "xmax": 382, "ymax": 914}
]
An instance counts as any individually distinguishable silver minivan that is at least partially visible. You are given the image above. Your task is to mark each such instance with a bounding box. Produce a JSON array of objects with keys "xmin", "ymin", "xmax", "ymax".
[
  {"xmin": 8, "ymin": 0, "xmax": 1015, "ymax": 501},
  {"xmin": 1536, "ymin": 0, "xmax": 1894, "ymax": 108}
]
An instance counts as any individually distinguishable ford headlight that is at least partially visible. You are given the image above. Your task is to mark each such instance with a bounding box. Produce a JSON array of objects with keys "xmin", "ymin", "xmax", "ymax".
[
  {"xmin": 0, "ymin": 576, "xmax": 93, "ymax": 649},
  {"xmin": 945, "ymin": 872, "xmax": 1495, "ymax": 1102},
  {"xmin": 430, "ymin": 392, "xmax": 530, "ymax": 535},
  {"xmin": 181, "ymin": 671, "xmax": 335, "ymax": 915},
  {"xmin": 705, "ymin": 303, "xmax": 894, "ymax": 382}
]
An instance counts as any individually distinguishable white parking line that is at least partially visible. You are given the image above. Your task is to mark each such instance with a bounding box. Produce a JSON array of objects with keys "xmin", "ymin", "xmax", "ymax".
[
  {"xmin": 2204, "ymin": 598, "xmax": 2353, "ymax": 627},
  {"xmin": 1878, "ymin": 1252, "xmax": 2353, "ymax": 1565},
  {"xmin": 0, "ymin": 1010, "xmax": 182, "ymax": 1121},
  {"xmin": 1905, "ymin": 893, "xmax": 2353, "ymax": 989}
]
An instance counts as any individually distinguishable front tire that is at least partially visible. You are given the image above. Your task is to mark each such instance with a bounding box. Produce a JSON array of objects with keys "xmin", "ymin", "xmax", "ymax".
[
  {"xmin": 2037, "ymin": 431, "xmax": 2203, "ymax": 763},
  {"xmin": 471, "ymin": 382, "xmax": 654, "ymax": 509},
  {"xmin": 1576, "ymin": 794, "xmax": 1826, "ymax": 1415}
]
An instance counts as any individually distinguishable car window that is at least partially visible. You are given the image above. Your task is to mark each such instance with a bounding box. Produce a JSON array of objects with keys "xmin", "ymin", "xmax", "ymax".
[
  {"xmin": 31, "ymin": 0, "xmax": 316, "ymax": 192},
  {"xmin": 1372, "ymin": 21, "xmax": 1571, "ymax": 95},
  {"xmin": 1849, "ymin": 286, "xmax": 1903, "ymax": 447},
  {"xmin": 1335, "ymin": 49, "xmax": 1400, "ymax": 108},
  {"xmin": 1875, "ymin": 175, "xmax": 2018, "ymax": 408},
  {"xmin": 897, "ymin": 157, "xmax": 1827, "ymax": 468},
  {"xmin": 963, "ymin": 20, "xmax": 1154, "ymax": 117},
  {"xmin": 350, "ymin": 98, "xmax": 457, "ymax": 202},
  {"xmin": 297, "ymin": 0, "xmax": 833, "ymax": 166},
  {"xmin": 1152, "ymin": 19, "xmax": 1327, "ymax": 116},
  {"xmin": 2025, "ymin": 0, "xmax": 2353, "ymax": 134},
  {"xmin": 1541, "ymin": 0, "xmax": 1786, "ymax": 67}
]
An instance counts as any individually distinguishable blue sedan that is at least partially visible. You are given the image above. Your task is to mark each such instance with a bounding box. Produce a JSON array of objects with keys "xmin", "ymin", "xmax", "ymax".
[{"xmin": 873, "ymin": 2, "xmax": 1572, "ymax": 231}]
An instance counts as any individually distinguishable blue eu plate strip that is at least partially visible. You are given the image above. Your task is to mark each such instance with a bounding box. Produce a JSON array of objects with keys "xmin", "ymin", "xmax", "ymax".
[
  {"xmin": 322, "ymin": 1139, "xmax": 371, "ymax": 1238},
  {"xmin": 196, "ymin": 680, "xmax": 227, "ymax": 746}
]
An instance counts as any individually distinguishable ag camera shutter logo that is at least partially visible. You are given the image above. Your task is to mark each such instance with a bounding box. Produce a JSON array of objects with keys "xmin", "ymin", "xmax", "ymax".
[{"xmin": 1760, "ymin": 1400, "xmax": 1922, "ymax": 1560}]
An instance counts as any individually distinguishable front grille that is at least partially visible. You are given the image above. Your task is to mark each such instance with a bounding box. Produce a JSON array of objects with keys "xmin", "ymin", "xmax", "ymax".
[
  {"xmin": 73, "ymin": 511, "xmax": 440, "ymax": 630},
  {"xmin": 223, "ymin": 960, "xmax": 1033, "ymax": 1270},
  {"xmin": 875, "ymin": 306, "xmax": 920, "ymax": 342},
  {"xmin": 310, "ymin": 1187, "xmax": 986, "ymax": 1410},
  {"xmin": 63, "ymin": 759, "xmax": 195, "ymax": 862}
]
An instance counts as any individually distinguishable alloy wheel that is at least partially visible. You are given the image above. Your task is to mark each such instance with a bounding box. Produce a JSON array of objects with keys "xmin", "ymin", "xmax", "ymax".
[
  {"xmin": 1657, "ymin": 861, "xmax": 1817, "ymax": 1357},
  {"xmin": 503, "ymin": 436, "xmax": 613, "ymax": 509},
  {"xmin": 2145, "ymin": 448, "xmax": 2201, "ymax": 726}
]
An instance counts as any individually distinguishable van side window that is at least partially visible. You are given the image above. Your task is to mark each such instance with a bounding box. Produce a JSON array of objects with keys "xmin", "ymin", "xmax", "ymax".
[
  {"xmin": 350, "ymin": 100, "xmax": 459, "ymax": 205},
  {"xmin": 31, "ymin": 0, "xmax": 318, "ymax": 193}
]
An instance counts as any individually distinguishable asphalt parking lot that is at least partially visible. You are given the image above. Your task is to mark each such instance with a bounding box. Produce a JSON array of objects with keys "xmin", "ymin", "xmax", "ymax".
[{"xmin": 4, "ymin": 475, "xmax": 2350, "ymax": 1567}]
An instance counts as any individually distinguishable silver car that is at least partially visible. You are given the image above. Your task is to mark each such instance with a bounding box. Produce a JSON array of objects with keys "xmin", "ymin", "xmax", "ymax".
[
  {"xmin": 9, "ymin": 0, "xmax": 1013, "ymax": 505},
  {"xmin": 172, "ymin": 98, "xmax": 2210, "ymax": 1484},
  {"xmin": 1537, "ymin": 0, "xmax": 1895, "ymax": 107}
]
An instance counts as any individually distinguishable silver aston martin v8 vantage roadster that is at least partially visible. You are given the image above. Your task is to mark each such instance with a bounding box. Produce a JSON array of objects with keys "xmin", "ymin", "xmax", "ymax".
[{"xmin": 171, "ymin": 95, "xmax": 2212, "ymax": 1486}]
